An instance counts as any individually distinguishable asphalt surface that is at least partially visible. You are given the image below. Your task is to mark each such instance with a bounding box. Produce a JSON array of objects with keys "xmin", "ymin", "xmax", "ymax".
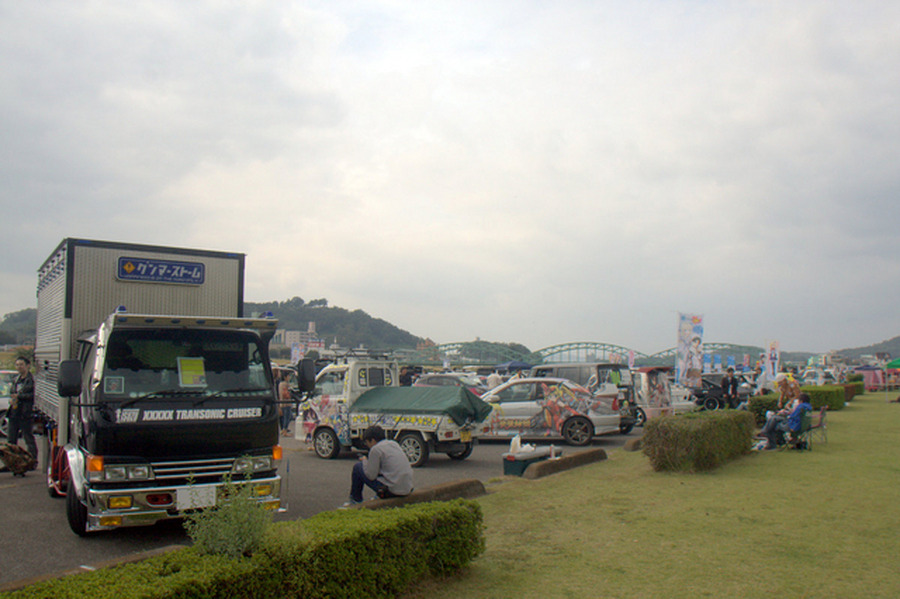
[{"xmin": 0, "ymin": 429, "xmax": 638, "ymax": 588}]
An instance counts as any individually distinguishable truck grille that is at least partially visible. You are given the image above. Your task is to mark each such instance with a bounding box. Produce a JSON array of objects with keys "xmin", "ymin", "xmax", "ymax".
[{"xmin": 150, "ymin": 457, "xmax": 235, "ymax": 483}]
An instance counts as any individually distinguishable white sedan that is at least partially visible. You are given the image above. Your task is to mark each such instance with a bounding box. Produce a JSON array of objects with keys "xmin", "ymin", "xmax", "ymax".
[{"xmin": 478, "ymin": 377, "xmax": 621, "ymax": 446}]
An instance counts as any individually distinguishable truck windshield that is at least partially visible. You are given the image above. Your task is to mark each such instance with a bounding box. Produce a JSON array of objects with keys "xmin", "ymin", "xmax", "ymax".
[{"xmin": 100, "ymin": 329, "xmax": 271, "ymax": 400}]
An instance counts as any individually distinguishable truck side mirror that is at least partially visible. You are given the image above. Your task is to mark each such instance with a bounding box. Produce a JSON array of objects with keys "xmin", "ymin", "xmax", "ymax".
[
  {"xmin": 297, "ymin": 358, "xmax": 317, "ymax": 393},
  {"xmin": 57, "ymin": 359, "xmax": 83, "ymax": 398}
]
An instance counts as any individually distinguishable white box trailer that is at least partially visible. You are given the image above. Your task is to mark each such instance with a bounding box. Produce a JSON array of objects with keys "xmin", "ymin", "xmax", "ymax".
[{"xmin": 35, "ymin": 238, "xmax": 245, "ymax": 434}]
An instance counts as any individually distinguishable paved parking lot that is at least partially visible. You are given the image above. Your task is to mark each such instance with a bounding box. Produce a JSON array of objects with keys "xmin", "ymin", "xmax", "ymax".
[{"xmin": 0, "ymin": 430, "xmax": 638, "ymax": 587}]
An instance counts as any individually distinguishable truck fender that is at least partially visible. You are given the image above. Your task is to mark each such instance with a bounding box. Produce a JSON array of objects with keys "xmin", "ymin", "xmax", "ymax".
[{"xmin": 64, "ymin": 445, "xmax": 88, "ymax": 502}]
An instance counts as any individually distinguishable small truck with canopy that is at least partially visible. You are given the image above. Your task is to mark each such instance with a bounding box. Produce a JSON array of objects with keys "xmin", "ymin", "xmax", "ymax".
[{"xmin": 298, "ymin": 357, "xmax": 491, "ymax": 467}]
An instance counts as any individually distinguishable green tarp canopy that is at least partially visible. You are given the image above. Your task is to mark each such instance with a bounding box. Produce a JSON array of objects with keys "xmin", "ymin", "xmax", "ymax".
[{"xmin": 351, "ymin": 386, "xmax": 493, "ymax": 426}]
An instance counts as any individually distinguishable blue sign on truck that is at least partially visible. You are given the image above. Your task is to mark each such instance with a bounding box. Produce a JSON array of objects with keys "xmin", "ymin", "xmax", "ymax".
[{"xmin": 117, "ymin": 256, "xmax": 205, "ymax": 284}]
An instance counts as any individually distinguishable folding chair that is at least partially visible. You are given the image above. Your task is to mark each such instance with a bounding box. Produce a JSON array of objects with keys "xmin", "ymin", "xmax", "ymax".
[
  {"xmin": 809, "ymin": 406, "xmax": 827, "ymax": 444},
  {"xmin": 784, "ymin": 410, "xmax": 813, "ymax": 451}
]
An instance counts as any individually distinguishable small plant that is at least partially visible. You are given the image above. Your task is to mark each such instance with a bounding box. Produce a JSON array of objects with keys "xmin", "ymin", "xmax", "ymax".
[{"xmin": 183, "ymin": 475, "xmax": 273, "ymax": 558}]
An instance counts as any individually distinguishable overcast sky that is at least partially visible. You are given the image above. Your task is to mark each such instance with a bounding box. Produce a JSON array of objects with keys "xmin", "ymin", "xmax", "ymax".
[{"xmin": 2, "ymin": 1, "xmax": 899, "ymax": 355}]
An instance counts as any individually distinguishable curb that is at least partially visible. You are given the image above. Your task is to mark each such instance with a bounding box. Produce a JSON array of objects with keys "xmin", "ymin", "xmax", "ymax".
[
  {"xmin": 623, "ymin": 438, "xmax": 643, "ymax": 452},
  {"xmin": 522, "ymin": 447, "xmax": 607, "ymax": 479},
  {"xmin": 348, "ymin": 478, "xmax": 487, "ymax": 510}
]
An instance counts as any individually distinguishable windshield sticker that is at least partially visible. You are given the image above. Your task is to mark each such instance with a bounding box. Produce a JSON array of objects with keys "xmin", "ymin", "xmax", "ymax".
[
  {"xmin": 177, "ymin": 357, "xmax": 207, "ymax": 387},
  {"xmin": 115, "ymin": 407, "xmax": 263, "ymax": 423},
  {"xmin": 104, "ymin": 376, "xmax": 125, "ymax": 395}
]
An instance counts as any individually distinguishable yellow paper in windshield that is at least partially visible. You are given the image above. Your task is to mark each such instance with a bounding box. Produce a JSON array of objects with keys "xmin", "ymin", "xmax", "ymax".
[{"xmin": 177, "ymin": 357, "xmax": 207, "ymax": 387}]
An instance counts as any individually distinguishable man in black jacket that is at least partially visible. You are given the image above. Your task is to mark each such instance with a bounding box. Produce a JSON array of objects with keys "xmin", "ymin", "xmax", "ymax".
[
  {"xmin": 8, "ymin": 356, "xmax": 37, "ymax": 464},
  {"xmin": 721, "ymin": 367, "xmax": 739, "ymax": 409}
]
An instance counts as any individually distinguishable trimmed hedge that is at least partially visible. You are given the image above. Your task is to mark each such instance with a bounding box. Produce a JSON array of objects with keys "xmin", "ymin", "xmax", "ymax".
[
  {"xmin": 799, "ymin": 385, "xmax": 845, "ymax": 411},
  {"xmin": 642, "ymin": 410, "xmax": 756, "ymax": 472},
  {"xmin": 747, "ymin": 395, "xmax": 780, "ymax": 426},
  {"xmin": 2, "ymin": 500, "xmax": 484, "ymax": 599}
]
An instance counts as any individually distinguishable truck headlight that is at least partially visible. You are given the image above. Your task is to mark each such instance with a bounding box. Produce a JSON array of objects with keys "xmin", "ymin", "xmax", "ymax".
[
  {"xmin": 233, "ymin": 456, "xmax": 273, "ymax": 475},
  {"xmin": 104, "ymin": 464, "xmax": 153, "ymax": 481}
]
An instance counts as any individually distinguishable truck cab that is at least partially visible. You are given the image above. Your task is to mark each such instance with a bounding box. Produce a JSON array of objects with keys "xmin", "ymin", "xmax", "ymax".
[
  {"xmin": 51, "ymin": 312, "xmax": 283, "ymax": 535},
  {"xmin": 299, "ymin": 357, "xmax": 399, "ymax": 458}
]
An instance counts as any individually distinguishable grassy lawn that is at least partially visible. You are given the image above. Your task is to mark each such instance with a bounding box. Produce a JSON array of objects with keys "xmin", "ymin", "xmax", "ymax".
[{"xmin": 407, "ymin": 392, "xmax": 900, "ymax": 599}]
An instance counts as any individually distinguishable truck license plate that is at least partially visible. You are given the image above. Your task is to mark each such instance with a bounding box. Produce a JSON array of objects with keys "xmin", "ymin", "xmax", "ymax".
[
  {"xmin": 177, "ymin": 486, "xmax": 217, "ymax": 510},
  {"xmin": 460, "ymin": 430, "xmax": 472, "ymax": 442}
]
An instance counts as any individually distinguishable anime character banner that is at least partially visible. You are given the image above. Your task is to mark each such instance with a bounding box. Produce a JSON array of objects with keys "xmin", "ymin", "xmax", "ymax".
[
  {"xmin": 676, "ymin": 313, "xmax": 704, "ymax": 387},
  {"xmin": 767, "ymin": 340, "xmax": 780, "ymax": 378}
]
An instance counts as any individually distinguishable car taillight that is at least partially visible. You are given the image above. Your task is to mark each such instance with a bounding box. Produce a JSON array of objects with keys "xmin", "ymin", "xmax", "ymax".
[{"xmin": 612, "ymin": 398, "xmax": 620, "ymax": 411}]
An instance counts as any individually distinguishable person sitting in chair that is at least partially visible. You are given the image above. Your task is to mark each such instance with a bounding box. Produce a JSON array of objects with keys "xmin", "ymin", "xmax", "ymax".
[{"xmin": 760, "ymin": 393, "xmax": 812, "ymax": 450}]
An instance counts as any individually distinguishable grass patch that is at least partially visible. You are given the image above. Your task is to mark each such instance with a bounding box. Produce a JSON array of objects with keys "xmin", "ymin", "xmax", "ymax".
[{"xmin": 405, "ymin": 393, "xmax": 900, "ymax": 599}]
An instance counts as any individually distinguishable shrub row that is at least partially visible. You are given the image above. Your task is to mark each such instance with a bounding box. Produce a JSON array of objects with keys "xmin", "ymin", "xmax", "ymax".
[
  {"xmin": 799, "ymin": 385, "xmax": 846, "ymax": 411},
  {"xmin": 4, "ymin": 500, "xmax": 484, "ymax": 599},
  {"xmin": 642, "ymin": 410, "xmax": 756, "ymax": 472}
]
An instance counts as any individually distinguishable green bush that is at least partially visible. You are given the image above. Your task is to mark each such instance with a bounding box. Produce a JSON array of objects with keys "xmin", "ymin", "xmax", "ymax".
[
  {"xmin": 747, "ymin": 395, "xmax": 779, "ymax": 426},
  {"xmin": 3, "ymin": 500, "xmax": 484, "ymax": 599},
  {"xmin": 840, "ymin": 383, "xmax": 859, "ymax": 403},
  {"xmin": 183, "ymin": 476, "xmax": 273, "ymax": 558},
  {"xmin": 642, "ymin": 410, "xmax": 756, "ymax": 472},
  {"xmin": 799, "ymin": 385, "xmax": 845, "ymax": 411},
  {"xmin": 846, "ymin": 373, "xmax": 863, "ymax": 383}
]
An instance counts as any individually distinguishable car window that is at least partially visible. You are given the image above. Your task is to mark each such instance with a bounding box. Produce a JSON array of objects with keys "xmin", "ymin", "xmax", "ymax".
[
  {"xmin": 494, "ymin": 382, "xmax": 537, "ymax": 403},
  {"xmin": 317, "ymin": 370, "xmax": 345, "ymax": 395}
]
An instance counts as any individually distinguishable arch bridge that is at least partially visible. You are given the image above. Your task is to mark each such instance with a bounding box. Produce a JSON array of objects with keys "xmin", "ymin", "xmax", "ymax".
[{"xmin": 405, "ymin": 341, "xmax": 764, "ymax": 368}]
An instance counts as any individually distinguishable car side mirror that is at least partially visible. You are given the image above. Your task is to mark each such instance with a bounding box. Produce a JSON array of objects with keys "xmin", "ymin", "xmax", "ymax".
[
  {"xmin": 57, "ymin": 359, "xmax": 83, "ymax": 397},
  {"xmin": 296, "ymin": 358, "xmax": 317, "ymax": 393}
]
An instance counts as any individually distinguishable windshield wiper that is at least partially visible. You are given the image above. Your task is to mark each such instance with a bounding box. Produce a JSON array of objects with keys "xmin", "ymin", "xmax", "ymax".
[
  {"xmin": 192, "ymin": 387, "xmax": 272, "ymax": 407},
  {"xmin": 117, "ymin": 389, "xmax": 205, "ymax": 409}
]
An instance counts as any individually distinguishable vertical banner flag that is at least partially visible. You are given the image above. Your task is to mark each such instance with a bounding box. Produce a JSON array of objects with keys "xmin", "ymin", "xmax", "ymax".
[
  {"xmin": 727, "ymin": 355, "xmax": 736, "ymax": 370},
  {"xmin": 713, "ymin": 355, "xmax": 722, "ymax": 372},
  {"xmin": 767, "ymin": 340, "xmax": 780, "ymax": 378},
  {"xmin": 703, "ymin": 353, "xmax": 712, "ymax": 374},
  {"xmin": 628, "ymin": 350, "xmax": 635, "ymax": 369},
  {"xmin": 743, "ymin": 354, "xmax": 750, "ymax": 372},
  {"xmin": 676, "ymin": 313, "xmax": 704, "ymax": 387}
]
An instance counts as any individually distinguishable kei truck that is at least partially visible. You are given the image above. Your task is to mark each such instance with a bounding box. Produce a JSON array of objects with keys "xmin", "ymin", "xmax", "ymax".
[
  {"xmin": 34, "ymin": 238, "xmax": 294, "ymax": 535},
  {"xmin": 299, "ymin": 356, "xmax": 491, "ymax": 467}
]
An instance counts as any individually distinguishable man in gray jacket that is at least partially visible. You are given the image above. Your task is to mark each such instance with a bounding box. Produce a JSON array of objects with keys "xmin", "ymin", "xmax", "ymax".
[{"xmin": 345, "ymin": 425, "xmax": 413, "ymax": 505}]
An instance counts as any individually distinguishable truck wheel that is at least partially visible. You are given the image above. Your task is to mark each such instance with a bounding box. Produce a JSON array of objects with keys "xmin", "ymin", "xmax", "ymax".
[
  {"xmin": 313, "ymin": 428, "xmax": 341, "ymax": 459},
  {"xmin": 447, "ymin": 443, "xmax": 474, "ymax": 460},
  {"xmin": 0, "ymin": 409, "xmax": 7, "ymax": 438},
  {"xmin": 703, "ymin": 397, "xmax": 719, "ymax": 411},
  {"xmin": 619, "ymin": 421, "xmax": 634, "ymax": 435},
  {"xmin": 562, "ymin": 417, "xmax": 593, "ymax": 446},
  {"xmin": 634, "ymin": 408, "xmax": 647, "ymax": 427},
  {"xmin": 66, "ymin": 479, "xmax": 89, "ymax": 536},
  {"xmin": 397, "ymin": 432, "xmax": 429, "ymax": 467}
]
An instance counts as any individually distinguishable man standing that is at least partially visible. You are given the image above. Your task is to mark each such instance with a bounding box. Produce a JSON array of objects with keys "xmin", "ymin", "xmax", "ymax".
[
  {"xmin": 344, "ymin": 425, "xmax": 413, "ymax": 506},
  {"xmin": 487, "ymin": 370, "xmax": 503, "ymax": 388},
  {"xmin": 721, "ymin": 367, "xmax": 739, "ymax": 409},
  {"xmin": 8, "ymin": 356, "xmax": 37, "ymax": 464}
]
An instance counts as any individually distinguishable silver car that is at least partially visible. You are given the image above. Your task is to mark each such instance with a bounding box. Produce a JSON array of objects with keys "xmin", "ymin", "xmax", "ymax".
[{"xmin": 479, "ymin": 377, "xmax": 621, "ymax": 446}]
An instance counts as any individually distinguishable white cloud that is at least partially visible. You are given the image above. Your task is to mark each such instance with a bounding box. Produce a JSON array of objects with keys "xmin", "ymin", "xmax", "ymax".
[{"xmin": 2, "ymin": 1, "xmax": 900, "ymax": 354}]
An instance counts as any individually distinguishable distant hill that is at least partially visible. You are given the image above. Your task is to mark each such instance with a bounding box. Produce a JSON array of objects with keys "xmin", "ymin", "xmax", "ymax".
[
  {"xmin": 2, "ymin": 303, "xmax": 898, "ymax": 360},
  {"xmin": 0, "ymin": 299, "xmax": 425, "ymax": 351},
  {"xmin": 834, "ymin": 336, "xmax": 900, "ymax": 360},
  {"xmin": 245, "ymin": 297, "xmax": 425, "ymax": 350}
]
